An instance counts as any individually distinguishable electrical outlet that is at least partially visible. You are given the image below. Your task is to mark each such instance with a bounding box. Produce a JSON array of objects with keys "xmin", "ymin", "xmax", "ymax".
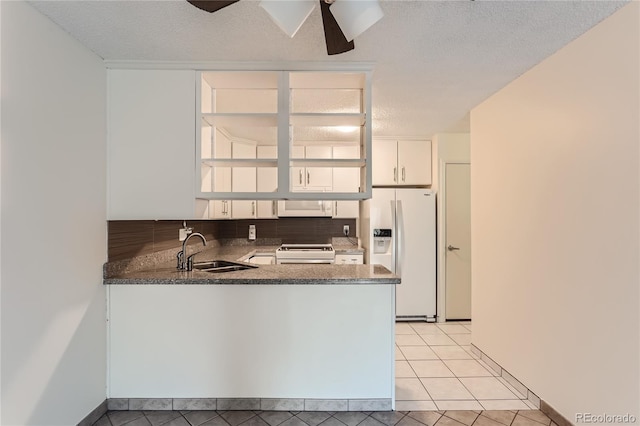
[
  {"xmin": 248, "ymin": 224, "xmax": 256, "ymax": 241},
  {"xmin": 179, "ymin": 226, "xmax": 193, "ymax": 241},
  {"xmin": 343, "ymin": 225, "xmax": 350, "ymax": 236}
]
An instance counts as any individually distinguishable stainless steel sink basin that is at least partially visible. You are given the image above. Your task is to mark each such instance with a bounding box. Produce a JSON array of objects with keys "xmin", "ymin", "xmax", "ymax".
[{"xmin": 191, "ymin": 260, "xmax": 257, "ymax": 273}]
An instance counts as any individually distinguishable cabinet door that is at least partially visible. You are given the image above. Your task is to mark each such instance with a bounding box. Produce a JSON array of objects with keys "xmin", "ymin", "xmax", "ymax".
[
  {"xmin": 257, "ymin": 146, "xmax": 278, "ymax": 218},
  {"xmin": 397, "ymin": 140, "xmax": 431, "ymax": 185},
  {"xmin": 231, "ymin": 142, "xmax": 257, "ymax": 218},
  {"xmin": 335, "ymin": 254, "xmax": 364, "ymax": 264},
  {"xmin": 332, "ymin": 145, "xmax": 360, "ymax": 218},
  {"xmin": 212, "ymin": 200, "xmax": 230, "ymax": 219},
  {"xmin": 372, "ymin": 140, "xmax": 398, "ymax": 186},
  {"xmin": 108, "ymin": 69, "xmax": 196, "ymax": 219},
  {"xmin": 291, "ymin": 145, "xmax": 306, "ymax": 190},
  {"xmin": 209, "ymin": 131, "xmax": 232, "ymax": 219},
  {"xmin": 305, "ymin": 146, "xmax": 333, "ymax": 189}
]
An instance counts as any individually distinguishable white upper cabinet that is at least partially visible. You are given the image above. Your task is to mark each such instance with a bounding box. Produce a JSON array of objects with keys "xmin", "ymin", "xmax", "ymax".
[
  {"xmin": 372, "ymin": 140, "xmax": 399, "ymax": 186},
  {"xmin": 256, "ymin": 145, "xmax": 278, "ymax": 218},
  {"xmin": 231, "ymin": 142, "xmax": 257, "ymax": 218},
  {"xmin": 207, "ymin": 129, "xmax": 232, "ymax": 219},
  {"xmin": 108, "ymin": 69, "xmax": 196, "ymax": 219},
  {"xmin": 292, "ymin": 145, "xmax": 333, "ymax": 190},
  {"xmin": 397, "ymin": 140, "xmax": 432, "ymax": 185},
  {"xmin": 372, "ymin": 140, "xmax": 432, "ymax": 186},
  {"xmin": 332, "ymin": 145, "xmax": 361, "ymax": 218},
  {"xmin": 196, "ymin": 69, "xmax": 372, "ymax": 201}
]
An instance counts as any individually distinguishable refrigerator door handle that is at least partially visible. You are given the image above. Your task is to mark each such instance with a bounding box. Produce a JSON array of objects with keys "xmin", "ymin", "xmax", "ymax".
[
  {"xmin": 396, "ymin": 199, "xmax": 402, "ymax": 277},
  {"xmin": 389, "ymin": 198, "xmax": 397, "ymax": 274}
]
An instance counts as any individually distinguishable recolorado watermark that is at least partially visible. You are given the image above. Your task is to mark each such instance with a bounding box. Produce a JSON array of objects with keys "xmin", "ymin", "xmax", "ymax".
[{"xmin": 576, "ymin": 413, "xmax": 637, "ymax": 424}]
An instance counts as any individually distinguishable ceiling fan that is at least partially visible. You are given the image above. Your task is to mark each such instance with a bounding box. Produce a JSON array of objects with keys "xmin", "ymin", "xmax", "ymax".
[{"xmin": 187, "ymin": 0, "xmax": 384, "ymax": 55}]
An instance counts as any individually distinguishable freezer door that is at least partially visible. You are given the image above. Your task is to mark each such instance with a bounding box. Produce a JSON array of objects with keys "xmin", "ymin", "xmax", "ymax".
[
  {"xmin": 369, "ymin": 188, "xmax": 396, "ymax": 273},
  {"xmin": 395, "ymin": 189, "xmax": 436, "ymax": 319}
]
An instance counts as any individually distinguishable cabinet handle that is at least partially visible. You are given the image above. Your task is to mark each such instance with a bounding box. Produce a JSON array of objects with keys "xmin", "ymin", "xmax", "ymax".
[
  {"xmin": 299, "ymin": 169, "xmax": 303, "ymax": 185},
  {"xmin": 222, "ymin": 200, "xmax": 226, "ymax": 215},
  {"xmin": 402, "ymin": 166, "xmax": 406, "ymax": 182},
  {"xmin": 335, "ymin": 201, "xmax": 338, "ymax": 217},
  {"xmin": 307, "ymin": 170, "xmax": 310, "ymax": 185},
  {"xmin": 252, "ymin": 201, "xmax": 255, "ymax": 216},
  {"xmin": 393, "ymin": 167, "xmax": 397, "ymax": 183},
  {"xmin": 272, "ymin": 200, "xmax": 276, "ymax": 216}
]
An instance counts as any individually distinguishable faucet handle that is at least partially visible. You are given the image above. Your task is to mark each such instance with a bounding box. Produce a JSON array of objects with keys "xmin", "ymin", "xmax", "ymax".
[
  {"xmin": 186, "ymin": 254, "xmax": 197, "ymax": 271},
  {"xmin": 176, "ymin": 250, "xmax": 184, "ymax": 269}
]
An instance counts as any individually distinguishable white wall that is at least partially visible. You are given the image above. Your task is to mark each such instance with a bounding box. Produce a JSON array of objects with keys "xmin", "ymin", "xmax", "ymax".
[
  {"xmin": 471, "ymin": 3, "xmax": 638, "ymax": 420},
  {"xmin": 431, "ymin": 133, "xmax": 470, "ymax": 321},
  {"xmin": 1, "ymin": 2, "xmax": 107, "ymax": 425},
  {"xmin": 431, "ymin": 133, "xmax": 470, "ymax": 193}
]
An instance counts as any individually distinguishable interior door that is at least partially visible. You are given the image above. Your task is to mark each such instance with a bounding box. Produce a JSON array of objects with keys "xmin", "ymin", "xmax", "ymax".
[{"xmin": 445, "ymin": 163, "xmax": 472, "ymax": 320}]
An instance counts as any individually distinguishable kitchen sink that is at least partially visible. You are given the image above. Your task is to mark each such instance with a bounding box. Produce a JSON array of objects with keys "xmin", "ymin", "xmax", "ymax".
[{"xmin": 191, "ymin": 260, "xmax": 257, "ymax": 273}]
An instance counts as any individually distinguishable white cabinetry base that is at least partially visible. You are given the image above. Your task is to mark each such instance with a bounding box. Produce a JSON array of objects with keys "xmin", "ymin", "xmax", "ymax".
[{"xmin": 108, "ymin": 285, "xmax": 394, "ymax": 400}]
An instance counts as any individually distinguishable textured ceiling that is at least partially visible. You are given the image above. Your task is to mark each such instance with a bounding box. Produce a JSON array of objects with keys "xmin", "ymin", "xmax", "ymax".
[{"xmin": 28, "ymin": 0, "xmax": 627, "ymax": 138}]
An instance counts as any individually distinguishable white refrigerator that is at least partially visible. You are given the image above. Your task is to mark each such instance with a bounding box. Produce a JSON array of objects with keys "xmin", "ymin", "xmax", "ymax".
[{"xmin": 368, "ymin": 188, "xmax": 436, "ymax": 321}]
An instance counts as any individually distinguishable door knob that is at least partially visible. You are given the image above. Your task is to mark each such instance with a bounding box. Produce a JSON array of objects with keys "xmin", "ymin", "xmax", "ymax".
[{"xmin": 447, "ymin": 245, "xmax": 460, "ymax": 251}]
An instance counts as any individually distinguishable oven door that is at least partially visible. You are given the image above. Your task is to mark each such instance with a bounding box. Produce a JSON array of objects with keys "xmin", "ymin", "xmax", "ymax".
[{"xmin": 277, "ymin": 200, "xmax": 333, "ymax": 217}]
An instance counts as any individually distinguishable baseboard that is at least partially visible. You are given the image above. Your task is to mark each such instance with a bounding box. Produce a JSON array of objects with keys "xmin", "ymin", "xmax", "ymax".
[
  {"xmin": 470, "ymin": 344, "xmax": 541, "ymax": 409},
  {"xmin": 77, "ymin": 399, "xmax": 107, "ymax": 426},
  {"xmin": 106, "ymin": 398, "xmax": 393, "ymax": 412},
  {"xmin": 541, "ymin": 400, "xmax": 574, "ymax": 426}
]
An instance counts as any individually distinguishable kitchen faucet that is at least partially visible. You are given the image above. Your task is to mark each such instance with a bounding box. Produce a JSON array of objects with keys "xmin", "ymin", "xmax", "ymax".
[{"xmin": 176, "ymin": 232, "xmax": 207, "ymax": 271}]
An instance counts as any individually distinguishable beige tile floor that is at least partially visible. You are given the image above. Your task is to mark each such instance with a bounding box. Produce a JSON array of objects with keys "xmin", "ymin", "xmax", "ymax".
[
  {"xmin": 94, "ymin": 408, "xmax": 555, "ymax": 426},
  {"xmin": 395, "ymin": 322, "xmax": 537, "ymax": 411}
]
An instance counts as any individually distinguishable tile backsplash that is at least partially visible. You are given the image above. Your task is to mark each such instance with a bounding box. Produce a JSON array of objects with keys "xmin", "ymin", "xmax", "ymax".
[{"xmin": 108, "ymin": 218, "xmax": 357, "ymax": 262}]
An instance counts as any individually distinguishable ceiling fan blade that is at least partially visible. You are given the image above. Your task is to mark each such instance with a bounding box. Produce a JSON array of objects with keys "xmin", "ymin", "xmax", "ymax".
[
  {"xmin": 187, "ymin": 0, "xmax": 240, "ymax": 13},
  {"xmin": 319, "ymin": 0, "xmax": 354, "ymax": 55}
]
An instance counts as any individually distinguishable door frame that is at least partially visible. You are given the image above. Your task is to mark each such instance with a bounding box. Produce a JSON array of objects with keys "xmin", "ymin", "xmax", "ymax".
[{"xmin": 437, "ymin": 160, "xmax": 471, "ymax": 323}]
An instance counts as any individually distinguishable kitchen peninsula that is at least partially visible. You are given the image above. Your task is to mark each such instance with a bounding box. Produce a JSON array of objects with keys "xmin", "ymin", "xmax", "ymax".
[{"xmin": 105, "ymin": 245, "xmax": 398, "ymax": 412}]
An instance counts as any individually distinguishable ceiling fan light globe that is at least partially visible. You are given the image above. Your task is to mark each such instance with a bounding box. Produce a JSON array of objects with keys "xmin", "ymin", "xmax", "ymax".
[
  {"xmin": 329, "ymin": 0, "xmax": 383, "ymax": 42},
  {"xmin": 259, "ymin": 0, "xmax": 317, "ymax": 38}
]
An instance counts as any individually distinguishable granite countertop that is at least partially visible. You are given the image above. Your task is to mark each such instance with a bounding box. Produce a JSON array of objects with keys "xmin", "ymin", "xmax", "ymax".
[
  {"xmin": 104, "ymin": 245, "xmax": 398, "ymax": 285},
  {"xmin": 333, "ymin": 246, "xmax": 365, "ymax": 254}
]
